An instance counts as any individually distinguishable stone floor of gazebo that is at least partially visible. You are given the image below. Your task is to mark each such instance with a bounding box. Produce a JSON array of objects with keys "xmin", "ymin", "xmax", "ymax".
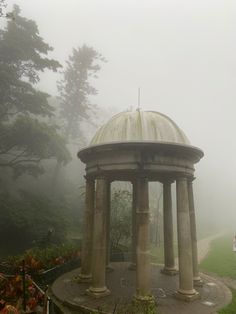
[{"xmin": 50, "ymin": 262, "xmax": 231, "ymax": 314}]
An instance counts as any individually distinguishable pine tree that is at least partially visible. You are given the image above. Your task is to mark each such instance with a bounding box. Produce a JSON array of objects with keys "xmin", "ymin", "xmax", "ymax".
[
  {"xmin": 58, "ymin": 45, "xmax": 106, "ymax": 142},
  {"xmin": 0, "ymin": 5, "xmax": 70, "ymax": 177}
]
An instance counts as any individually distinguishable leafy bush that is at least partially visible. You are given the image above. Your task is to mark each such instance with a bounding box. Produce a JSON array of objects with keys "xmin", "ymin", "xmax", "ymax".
[
  {"xmin": 0, "ymin": 273, "xmax": 44, "ymax": 313},
  {"xmin": 5, "ymin": 242, "xmax": 81, "ymax": 272},
  {"xmin": 0, "ymin": 191, "xmax": 68, "ymax": 254},
  {"xmin": 110, "ymin": 189, "xmax": 132, "ymax": 251}
]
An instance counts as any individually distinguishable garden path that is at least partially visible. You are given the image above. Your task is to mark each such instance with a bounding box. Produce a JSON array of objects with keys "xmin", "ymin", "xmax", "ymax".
[
  {"xmin": 174, "ymin": 232, "xmax": 224, "ymax": 268},
  {"xmin": 197, "ymin": 232, "xmax": 225, "ymax": 262}
]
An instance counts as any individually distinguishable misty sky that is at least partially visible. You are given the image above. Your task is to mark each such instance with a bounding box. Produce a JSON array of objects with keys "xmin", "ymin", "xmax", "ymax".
[{"xmin": 4, "ymin": 0, "xmax": 236, "ymax": 228}]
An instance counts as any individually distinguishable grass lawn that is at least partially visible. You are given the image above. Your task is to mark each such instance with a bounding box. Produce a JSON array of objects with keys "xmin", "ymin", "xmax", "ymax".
[
  {"xmin": 218, "ymin": 289, "xmax": 236, "ymax": 314},
  {"xmin": 200, "ymin": 234, "xmax": 236, "ymax": 278},
  {"xmin": 150, "ymin": 242, "xmax": 178, "ymax": 264},
  {"xmin": 200, "ymin": 234, "xmax": 236, "ymax": 314},
  {"xmin": 150, "ymin": 244, "xmax": 165, "ymax": 264}
]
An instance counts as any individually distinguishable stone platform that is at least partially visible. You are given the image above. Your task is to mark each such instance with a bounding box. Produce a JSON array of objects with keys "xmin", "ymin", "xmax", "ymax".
[{"xmin": 51, "ymin": 262, "xmax": 231, "ymax": 314}]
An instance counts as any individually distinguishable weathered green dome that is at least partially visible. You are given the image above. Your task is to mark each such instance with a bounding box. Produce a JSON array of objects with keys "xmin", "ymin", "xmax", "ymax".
[{"xmin": 90, "ymin": 110, "xmax": 189, "ymax": 145}]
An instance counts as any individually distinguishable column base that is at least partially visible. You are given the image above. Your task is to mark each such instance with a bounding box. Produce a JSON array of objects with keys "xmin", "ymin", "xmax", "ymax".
[
  {"xmin": 133, "ymin": 295, "xmax": 156, "ymax": 313},
  {"xmin": 128, "ymin": 263, "xmax": 136, "ymax": 271},
  {"xmin": 194, "ymin": 276, "xmax": 204, "ymax": 287},
  {"xmin": 77, "ymin": 273, "xmax": 92, "ymax": 283},
  {"xmin": 161, "ymin": 267, "xmax": 178, "ymax": 276},
  {"xmin": 86, "ymin": 286, "xmax": 111, "ymax": 298},
  {"xmin": 134, "ymin": 294, "xmax": 155, "ymax": 302},
  {"xmin": 174, "ymin": 289, "xmax": 200, "ymax": 302}
]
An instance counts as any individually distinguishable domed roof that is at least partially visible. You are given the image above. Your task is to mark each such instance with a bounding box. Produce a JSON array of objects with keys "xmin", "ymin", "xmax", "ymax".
[{"xmin": 90, "ymin": 110, "xmax": 190, "ymax": 146}]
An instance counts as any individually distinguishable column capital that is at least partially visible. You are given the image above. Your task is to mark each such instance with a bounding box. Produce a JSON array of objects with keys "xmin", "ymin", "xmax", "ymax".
[
  {"xmin": 84, "ymin": 175, "xmax": 95, "ymax": 182},
  {"xmin": 162, "ymin": 178, "xmax": 174, "ymax": 185},
  {"xmin": 176, "ymin": 176, "xmax": 188, "ymax": 183},
  {"xmin": 187, "ymin": 176, "xmax": 196, "ymax": 183}
]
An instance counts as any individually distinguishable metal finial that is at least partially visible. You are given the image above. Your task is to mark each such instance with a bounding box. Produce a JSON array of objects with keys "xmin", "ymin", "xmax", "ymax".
[{"xmin": 137, "ymin": 87, "xmax": 141, "ymax": 111}]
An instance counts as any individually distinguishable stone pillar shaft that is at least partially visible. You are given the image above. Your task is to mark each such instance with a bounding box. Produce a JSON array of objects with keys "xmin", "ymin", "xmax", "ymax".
[
  {"xmin": 106, "ymin": 181, "xmax": 111, "ymax": 267},
  {"xmin": 163, "ymin": 181, "xmax": 176, "ymax": 274},
  {"xmin": 88, "ymin": 177, "xmax": 110, "ymax": 297},
  {"xmin": 129, "ymin": 181, "xmax": 137, "ymax": 269},
  {"xmin": 136, "ymin": 177, "xmax": 151, "ymax": 298},
  {"xmin": 80, "ymin": 178, "xmax": 95, "ymax": 281},
  {"xmin": 188, "ymin": 179, "xmax": 201, "ymax": 284},
  {"xmin": 176, "ymin": 177, "xmax": 197, "ymax": 297}
]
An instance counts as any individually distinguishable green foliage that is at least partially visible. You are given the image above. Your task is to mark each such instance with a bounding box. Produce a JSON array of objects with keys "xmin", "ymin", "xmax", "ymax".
[
  {"xmin": 200, "ymin": 235, "xmax": 236, "ymax": 278},
  {"xmin": 90, "ymin": 298, "xmax": 157, "ymax": 314},
  {"xmin": 0, "ymin": 191, "xmax": 68, "ymax": 252},
  {"xmin": 150, "ymin": 244, "xmax": 165, "ymax": 264},
  {"xmin": 0, "ymin": 0, "xmax": 6, "ymax": 17},
  {"xmin": 130, "ymin": 297, "xmax": 156, "ymax": 314},
  {"xmin": 0, "ymin": 5, "xmax": 70, "ymax": 177},
  {"xmin": 0, "ymin": 5, "xmax": 60, "ymax": 82},
  {"xmin": 0, "ymin": 0, "xmax": 12, "ymax": 19},
  {"xmin": 150, "ymin": 242, "xmax": 178, "ymax": 264},
  {"xmin": 1, "ymin": 115, "xmax": 70, "ymax": 177},
  {"xmin": 218, "ymin": 289, "xmax": 236, "ymax": 314},
  {"xmin": 7, "ymin": 242, "xmax": 80, "ymax": 271},
  {"xmin": 110, "ymin": 189, "xmax": 132, "ymax": 250},
  {"xmin": 200, "ymin": 235, "xmax": 236, "ymax": 314},
  {"xmin": 58, "ymin": 45, "xmax": 106, "ymax": 140}
]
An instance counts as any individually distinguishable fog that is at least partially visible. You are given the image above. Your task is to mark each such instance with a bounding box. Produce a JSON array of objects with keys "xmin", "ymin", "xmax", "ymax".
[{"xmin": 4, "ymin": 0, "xmax": 236, "ymax": 233}]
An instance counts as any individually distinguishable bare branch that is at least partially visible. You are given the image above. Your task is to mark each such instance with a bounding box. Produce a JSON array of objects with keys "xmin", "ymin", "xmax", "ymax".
[
  {"xmin": 10, "ymin": 157, "xmax": 42, "ymax": 166},
  {"xmin": 9, "ymin": 148, "xmax": 28, "ymax": 163},
  {"xmin": 0, "ymin": 144, "xmax": 18, "ymax": 155}
]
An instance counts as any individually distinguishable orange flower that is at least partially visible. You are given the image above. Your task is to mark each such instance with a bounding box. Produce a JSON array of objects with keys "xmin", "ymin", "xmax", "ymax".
[
  {"xmin": 14, "ymin": 276, "xmax": 21, "ymax": 283},
  {"xmin": 0, "ymin": 305, "xmax": 19, "ymax": 314}
]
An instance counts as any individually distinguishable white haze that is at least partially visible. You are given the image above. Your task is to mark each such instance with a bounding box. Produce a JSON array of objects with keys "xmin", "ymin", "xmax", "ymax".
[{"xmin": 5, "ymin": 0, "xmax": 236, "ymax": 232}]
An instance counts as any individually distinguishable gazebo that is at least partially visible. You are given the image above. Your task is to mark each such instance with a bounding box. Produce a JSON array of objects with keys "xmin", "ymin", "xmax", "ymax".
[{"xmin": 77, "ymin": 110, "xmax": 204, "ymax": 304}]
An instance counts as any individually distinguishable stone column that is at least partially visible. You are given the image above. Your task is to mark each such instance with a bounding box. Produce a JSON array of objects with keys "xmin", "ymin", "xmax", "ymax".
[
  {"xmin": 106, "ymin": 181, "xmax": 113, "ymax": 272},
  {"xmin": 79, "ymin": 178, "xmax": 95, "ymax": 282},
  {"xmin": 87, "ymin": 177, "xmax": 110, "ymax": 297},
  {"xmin": 188, "ymin": 178, "xmax": 203, "ymax": 286},
  {"xmin": 135, "ymin": 177, "xmax": 154, "ymax": 303},
  {"xmin": 175, "ymin": 177, "xmax": 199, "ymax": 301},
  {"xmin": 162, "ymin": 180, "xmax": 177, "ymax": 275},
  {"xmin": 129, "ymin": 180, "xmax": 137, "ymax": 270}
]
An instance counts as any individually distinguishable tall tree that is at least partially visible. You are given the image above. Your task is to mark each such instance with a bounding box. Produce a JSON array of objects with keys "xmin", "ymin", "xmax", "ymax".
[
  {"xmin": 58, "ymin": 45, "xmax": 106, "ymax": 142},
  {"xmin": 0, "ymin": 0, "xmax": 7, "ymax": 18},
  {"xmin": 0, "ymin": 5, "xmax": 70, "ymax": 178},
  {"xmin": 50, "ymin": 45, "xmax": 105, "ymax": 192}
]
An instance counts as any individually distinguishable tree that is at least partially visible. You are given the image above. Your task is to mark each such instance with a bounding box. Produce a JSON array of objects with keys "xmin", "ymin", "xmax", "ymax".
[
  {"xmin": 0, "ymin": 190, "xmax": 67, "ymax": 252},
  {"xmin": 50, "ymin": 45, "xmax": 105, "ymax": 192},
  {"xmin": 0, "ymin": 0, "xmax": 9, "ymax": 18},
  {"xmin": 110, "ymin": 189, "xmax": 132, "ymax": 251},
  {"xmin": 0, "ymin": 5, "xmax": 70, "ymax": 178},
  {"xmin": 57, "ymin": 45, "xmax": 106, "ymax": 142}
]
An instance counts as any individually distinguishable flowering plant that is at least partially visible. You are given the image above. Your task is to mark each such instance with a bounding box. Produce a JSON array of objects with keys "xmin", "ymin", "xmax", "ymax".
[
  {"xmin": 4, "ymin": 243, "xmax": 81, "ymax": 274},
  {"xmin": 0, "ymin": 273, "xmax": 44, "ymax": 313}
]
